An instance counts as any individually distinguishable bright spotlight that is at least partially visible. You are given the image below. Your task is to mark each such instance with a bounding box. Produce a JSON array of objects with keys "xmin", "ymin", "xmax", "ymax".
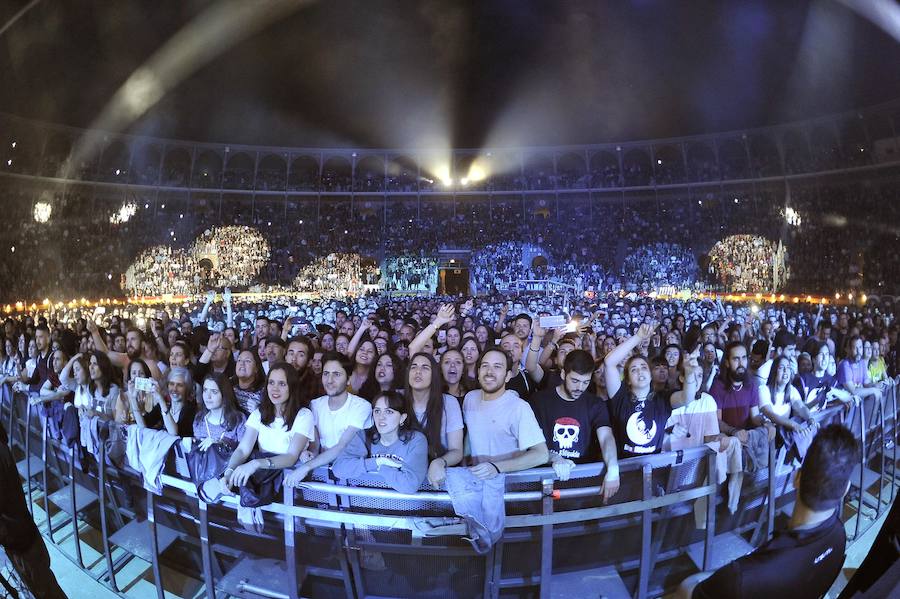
[
  {"xmin": 460, "ymin": 178, "xmax": 469, "ymax": 187},
  {"xmin": 467, "ymin": 163, "xmax": 487, "ymax": 182},
  {"xmin": 434, "ymin": 165, "xmax": 453, "ymax": 187}
]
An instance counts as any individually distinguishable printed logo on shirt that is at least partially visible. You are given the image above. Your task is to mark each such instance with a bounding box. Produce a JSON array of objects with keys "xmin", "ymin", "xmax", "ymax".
[
  {"xmin": 552, "ymin": 417, "xmax": 581, "ymax": 458},
  {"xmin": 814, "ymin": 546, "xmax": 833, "ymax": 565},
  {"xmin": 372, "ymin": 452, "xmax": 405, "ymax": 463},
  {"xmin": 625, "ymin": 407, "xmax": 657, "ymax": 454}
]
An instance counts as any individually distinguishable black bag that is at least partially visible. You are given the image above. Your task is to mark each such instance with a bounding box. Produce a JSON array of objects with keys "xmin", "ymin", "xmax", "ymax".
[
  {"xmin": 239, "ymin": 452, "xmax": 284, "ymax": 508},
  {"xmin": 186, "ymin": 440, "xmax": 234, "ymax": 501}
]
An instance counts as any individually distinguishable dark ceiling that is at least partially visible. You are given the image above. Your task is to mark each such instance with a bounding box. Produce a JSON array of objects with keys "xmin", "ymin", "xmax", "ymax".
[{"xmin": 2, "ymin": 0, "xmax": 899, "ymax": 149}]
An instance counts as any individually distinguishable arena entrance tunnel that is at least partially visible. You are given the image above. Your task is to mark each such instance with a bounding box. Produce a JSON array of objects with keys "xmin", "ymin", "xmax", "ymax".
[
  {"xmin": 3, "ymin": 380, "xmax": 895, "ymax": 598},
  {"xmin": 440, "ymin": 267, "xmax": 470, "ymax": 295}
]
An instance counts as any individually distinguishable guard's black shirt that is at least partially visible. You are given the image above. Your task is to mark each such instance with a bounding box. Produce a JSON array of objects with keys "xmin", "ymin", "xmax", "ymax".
[
  {"xmin": 693, "ymin": 514, "xmax": 846, "ymax": 599},
  {"xmin": 0, "ymin": 440, "xmax": 40, "ymax": 552}
]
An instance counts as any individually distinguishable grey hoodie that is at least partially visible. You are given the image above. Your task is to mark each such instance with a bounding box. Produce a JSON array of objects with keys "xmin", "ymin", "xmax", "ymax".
[{"xmin": 332, "ymin": 429, "xmax": 428, "ymax": 494}]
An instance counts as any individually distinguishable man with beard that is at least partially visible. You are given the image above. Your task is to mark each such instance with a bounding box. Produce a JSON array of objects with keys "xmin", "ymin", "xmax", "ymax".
[
  {"xmin": 530, "ymin": 350, "xmax": 620, "ymax": 503},
  {"xmin": 463, "ymin": 348, "xmax": 549, "ymax": 479},
  {"xmin": 710, "ymin": 342, "xmax": 774, "ymax": 449},
  {"xmin": 86, "ymin": 319, "xmax": 162, "ymax": 380}
]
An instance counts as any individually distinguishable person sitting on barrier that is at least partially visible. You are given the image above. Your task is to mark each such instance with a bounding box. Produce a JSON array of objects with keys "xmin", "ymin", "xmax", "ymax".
[
  {"xmin": 710, "ymin": 342, "xmax": 776, "ymax": 467},
  {"xmin": 332, "ymin": 390, "xmax": 428, "ymax": 494},
  {"xmin": 223, "ymin": 362, "xmax": 314, "ymax": 489},
  {"xmin": 404, "ymin": 352, "xmax": 464, "ymax": 487},
  {"xmin": 530, "ymin": 349, "xmax": 620, "ymax": 501},
  {"xmin": 759, "ymin": 356, "xmax": 815, "ymax": 433},
  {"xmin": 193, "ymin": 372, "xmax": 246, "ymax": 450},
  {"xmin": 232, "ymin": 349, "xmax": 266, "ymax": 415},
  {"xmin": 837, "ymin": 335, "xmax": 882, "ymax": 406},
  {"xmin": 284, "ymin": 352, "xmax": 373, "ymax": 486},
  {"xmin": 462, "ymin": 348, "xmax": 549, "ymax": 479},
  {"xmin": 134, "ymin": 366, "xmax": 197, "ymax": 437},
  {"xmin": 604, "ymin": 322, "xmax": 693, "ymax": 458},
  {"xmin": 678, "ymin": 423, "xmax": 858, "ymax": 599}
]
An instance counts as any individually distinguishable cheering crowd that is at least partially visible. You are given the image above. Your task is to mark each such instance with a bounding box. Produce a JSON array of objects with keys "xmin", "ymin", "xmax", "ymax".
[{"xmin": 2, "ymin": 287, "xmax": 896, "ymax": 597}]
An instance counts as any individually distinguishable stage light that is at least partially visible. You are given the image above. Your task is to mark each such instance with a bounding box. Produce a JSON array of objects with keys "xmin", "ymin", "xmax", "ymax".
[
  {"xmin": 179, "ymin": 213, "xmax": 184, "ymax": 219},
  {"xmin": 460, "ymin": 178, "xmax": 469, "ymax": 186},
  {"xmin": 467, "ymin": 162, "xmax": 487, "ymax": 182},
  {"xmin": 145, "ymin": 203, "xmax": 149, "ymax": 208},
  {"xmin": 10, "ymin": 142, "xmax": 15, "ymax": 148},
  {"xmin": 161, "ymin": 203, "xmax": 166, "ymax": 209},
  {"xmin": 434, "ymin": 164, "xmax": 453, "ymax": 187},
  {"xmin": 115, "ymin": 169, "xmax": 121, "ymax": 176},
  {"xmin": 733, "ymin": 198, "xmax": 739, "ymax": 203},
  {"xmin": 33, "ymin": 202, "xmax": 51, "ymax": 223},
  {"xmin": 657, "ymin": 159, "xmax": 662, "ymax": 165},
  {"xmin": 6, "ymin": 159, "xmax": 11, "ymax": 166},
  {"xmin": 862, "ymin": 294, "xmax": 867, "ymax": 303},
  {"xmin": 10, "ymin": 247, "xmax": 14, "ymax": 253}
]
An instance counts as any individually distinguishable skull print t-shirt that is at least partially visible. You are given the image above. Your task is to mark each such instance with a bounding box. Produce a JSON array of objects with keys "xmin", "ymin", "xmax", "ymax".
[
  {"xmin": 607, "ymin": 386, "xmax": 673, "ymax": 459},
  {"xmin": 529, "ymin": 387, "xmax": 611, "ymax": 463}
]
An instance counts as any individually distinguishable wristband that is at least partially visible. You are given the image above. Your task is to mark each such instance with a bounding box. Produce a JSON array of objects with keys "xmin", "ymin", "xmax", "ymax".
[
  {"xmin": 224, "ymin": 468, "xmax": 234, "ymax": 477},
  {"xmin": 488, "ymin": 462, "xmax": 501, "ymax": 474}
]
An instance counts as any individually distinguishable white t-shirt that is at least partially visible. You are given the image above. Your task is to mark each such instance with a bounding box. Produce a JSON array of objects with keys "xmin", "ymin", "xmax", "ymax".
[
  {"xmin": 414, "ymin": 393, "xmax": 464, "ymax": 450},
  {"xmin": 462, "ymin": 389, "xmax": 546, "ymax": 463},
  {"xmin": 246, "ymin": 407, "xmax": 315, "ymax": 455},
  {"xmin": 310, "ymin": 393, "xmax": 373, "ymax": 449},
  {"xmin": 758, "ymin": 385, "xmax": 801, "ymax": 420}
]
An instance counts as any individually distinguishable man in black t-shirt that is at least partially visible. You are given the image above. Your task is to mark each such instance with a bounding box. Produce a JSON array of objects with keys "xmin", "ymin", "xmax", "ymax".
[
  {"xmin": 0, "ymin": 440, "xmax": 67, "ymax": 598},
  {"xmin": 531, "ymin": 350, "xmax": 620, "ymax": 503},
  {"xmin": 678, "ymin": 424, "xmax": 857, "ymax": 599}
]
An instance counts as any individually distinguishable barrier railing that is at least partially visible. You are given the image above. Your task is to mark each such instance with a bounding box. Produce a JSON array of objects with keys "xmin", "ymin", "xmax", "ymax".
[{"xmin": 2, "ymin": 381, "xmax": 896, "ymax": 599}]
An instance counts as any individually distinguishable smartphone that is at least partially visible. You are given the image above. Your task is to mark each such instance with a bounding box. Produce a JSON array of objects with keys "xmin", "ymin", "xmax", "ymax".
[
  {"xmin": 566, "ymin": 320, "xmax": 578, "ymax": 333},
  {"xmin": 540, "ymin": 315, "xmax": 567, "ymax": 329},
  {"xmin": 134, "ymin": 376, "xmax": 154, "ymax": 392}
]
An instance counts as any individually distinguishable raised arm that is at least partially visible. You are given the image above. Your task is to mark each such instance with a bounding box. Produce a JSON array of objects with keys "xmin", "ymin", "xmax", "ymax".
[
  {"xmin": 224, "ymin": 288, "xmax": 234, "ymax": 329},
  {"xmin": 409, "ymin": 304, "xmax": 454, "ymax": 356},
  {"xmin": 346, "ymin": 313, "xmax": 373, "ymax": 357},
  {"xmin": 604, "ymin": 322, "xmax": 656, "ymax": 398},
  {"xmin": 525, "ymin": 322, "xmax": 548, "ymax": 383}
]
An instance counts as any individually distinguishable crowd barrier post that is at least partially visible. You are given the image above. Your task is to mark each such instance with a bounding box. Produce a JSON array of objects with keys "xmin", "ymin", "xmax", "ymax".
[
  {"xmin": 4, "ymin": 384, "xmax": 13, "ymax": 449},
  {"xmin": 41, "ymin": 417, "xmax": 52, "ymax": 539},
  {"xmin": 22, "ymin": 399, "xmax": 35, "ymax": 516},
  {"xmin": 538, "ymin": 477, "xmax": 555, "ymax": 599},
  {"xmin": 282, "ymin": 487, "xmax": 300, "ymax": 599},
  {"xmin": 97, "ymin": 438, "xmax": 119, "ymax": 593},
  {"xmin": 853, "ymin": 396, "xmax": 869, "ymax": 541},
  {"xmin": 197, "ymin": 497, "xmax": 217, "ymax": 599},
  {"xmin": 766, "ymin": 437, "xmax": 776, "ymax": 541},
  {"xmin": 146, "ymin": 489, "xmax": 166, "ymax": 599},
  {"xmin": 66, "ymin": 444, "xmax": 86, "ymax": 569},
  {"xmin": 702, "ymin": 450, "xmax": 717, "ymax": 571},
  {"xmin": 637, "ymin": 462, "xmax": 653, "ymax": 599},
  {"xmin": 889, "ymin": 385, "xmax": 898, "ymax": 504}
]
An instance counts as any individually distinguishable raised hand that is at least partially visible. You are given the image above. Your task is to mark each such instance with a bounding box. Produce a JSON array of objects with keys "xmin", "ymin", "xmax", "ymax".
[
  {"xmin": 434, "ymin": 304, "xmax": 455, "ymax": 328},
  {"xmin": 206, "ymin": 333, "xmax": 221, "ymax": 353},
  {"xmin": 636, "ymin": 321, "xmax": 657, "ymax": 342},
  {"xmin": 223, "ymin": 288, "xmax": 232, "ymax": 304}
]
